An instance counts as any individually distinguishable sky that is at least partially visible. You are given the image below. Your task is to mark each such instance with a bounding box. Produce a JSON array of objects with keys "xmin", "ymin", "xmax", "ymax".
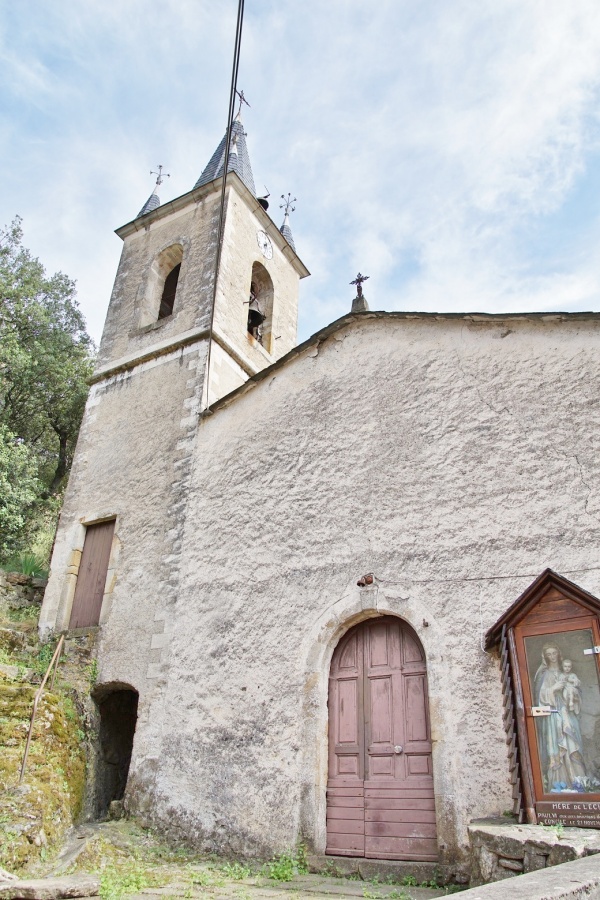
[{"xmin": 3, "ymin": 1, "xmax": 600, "ymax": 345}]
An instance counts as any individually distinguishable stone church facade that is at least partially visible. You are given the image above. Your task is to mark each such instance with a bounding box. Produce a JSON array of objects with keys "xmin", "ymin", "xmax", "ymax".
[{"xmin": 39, "ymin": 115, "xmax": 600, "ymax": 871}]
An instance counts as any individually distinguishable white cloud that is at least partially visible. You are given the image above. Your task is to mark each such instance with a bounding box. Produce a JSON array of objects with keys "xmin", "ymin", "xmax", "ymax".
[{"xmin": 3, "ymin": 0, "xmax": 600, "ymax": 342}]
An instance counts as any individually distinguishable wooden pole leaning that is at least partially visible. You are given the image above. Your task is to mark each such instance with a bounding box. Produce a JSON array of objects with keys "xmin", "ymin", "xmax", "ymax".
[{"xmin": 19, "ymin": 634, "xmax": 65, "ymax": 784}]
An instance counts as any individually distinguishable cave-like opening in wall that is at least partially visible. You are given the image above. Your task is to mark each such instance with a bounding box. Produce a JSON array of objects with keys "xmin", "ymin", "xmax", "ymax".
[{"xmin": 91, "ymin": 684, "xmax": 139, "ymax": 819}]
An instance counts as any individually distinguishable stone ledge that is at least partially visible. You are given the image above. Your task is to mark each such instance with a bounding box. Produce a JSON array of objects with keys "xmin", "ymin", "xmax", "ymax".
[
  {"xmin": 306, "ymin": 854, "xmax": 468, "ymax": 885},
  {"xmin": 457, "ymin": 852, "xmax": 600, "ymax": 899},
  {"xmin": 0, "ymin": 874, "xmax": 100, "ymax": 899},
  {"xmin": 469, "ymin": 818, "xmax": 600, "ymax": 886},
  {"xmin": 0, "ymin": 663, "xmax": 34, "ymax": 681}
]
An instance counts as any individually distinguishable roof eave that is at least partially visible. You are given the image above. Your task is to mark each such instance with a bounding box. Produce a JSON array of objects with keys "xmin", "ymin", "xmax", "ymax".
[
  {"xmin": 201, "ymin": 308, "xmax": 600, "ymax": 421},
  {"xmin": 484, "ymin": 568, "xmax": 600, "ymax": 649},
  {"xmin": 115, "ymin": 172, "xmax": 310, "ymax": 279}
]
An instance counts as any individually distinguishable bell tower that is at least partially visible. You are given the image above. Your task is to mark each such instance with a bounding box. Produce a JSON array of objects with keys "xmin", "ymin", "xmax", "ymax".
[
  {"xmin": 39, "ymin": 111, "xmax": 309, "ymax": 638},
  {"xmin": 94, "ymin": 109, "xmax": 309, "ymax": 407}
]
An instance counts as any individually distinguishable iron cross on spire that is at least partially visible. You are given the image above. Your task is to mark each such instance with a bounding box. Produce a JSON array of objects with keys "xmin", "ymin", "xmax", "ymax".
[
  {"xmin": 351, "ymin": 272, "xmax": 370, "ymax": 298},
  {"xmin": 150, "ymin": 165, "xmax": 170, "ymax": 187},
  {"xmin": 280, "ymin": 193, "xmax": 297, "ymax": 216},
  {"xmin": 235, "ymin": 89, "xmax": 250, "ymax": 118}
]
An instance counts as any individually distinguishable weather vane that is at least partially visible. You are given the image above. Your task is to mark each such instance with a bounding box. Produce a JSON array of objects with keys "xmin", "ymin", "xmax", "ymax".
[
  {"xmin": 150, "ymin": 165, "xmax": 170, "ymax": 187},
  {"xmin": 280, "ymin": 193, "xmax": 297, "ymax": 216},
  {"xmin": 235, "ymin": 89, "xmax": 250, "ymax": 118},
  {"xmin": 350, "ymin": 272, "xmax": 369, "ymax": 299}
]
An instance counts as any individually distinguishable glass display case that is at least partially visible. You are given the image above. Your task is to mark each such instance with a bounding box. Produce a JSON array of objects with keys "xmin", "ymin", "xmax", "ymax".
[{"xmin": 487, "ymin": 570, "xmax": 600, "ymax": 826}]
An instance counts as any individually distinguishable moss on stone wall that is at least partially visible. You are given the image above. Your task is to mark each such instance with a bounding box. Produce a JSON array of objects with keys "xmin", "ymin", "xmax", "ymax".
[
  {"xmin": 0, "ymin": 678, "xmax": 86, "ymax": 872},
  {"xmin": 0, "ymin": 625, "xmax": 87, "ymax": 875}
]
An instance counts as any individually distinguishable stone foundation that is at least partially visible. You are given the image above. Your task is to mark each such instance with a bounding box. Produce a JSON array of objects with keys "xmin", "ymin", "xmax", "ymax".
[
  {"xmin": 0, "ymin": 570, "xmax": 46, "ymax": 618},
  {"xmin": 307, "ymin": 855, "xmax": 469, "ymax": 885},
  {"xmin": 469, "ymin": 818, "xmax": 600, "ymax": 886}
]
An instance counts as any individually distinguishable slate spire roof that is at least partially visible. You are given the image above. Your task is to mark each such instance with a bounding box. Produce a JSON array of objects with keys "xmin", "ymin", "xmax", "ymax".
[
  {"xmin": 137, "ymin": 186, "xmax": 161, "ymax": 218},
  {"xmin": 194, "ymin": 113, "xmax": 256, "ymax": 195},
  {"xmin": 279, "ymin": 193, "xmax": 297, "ymax": 252},
  {"xmin": 137, "ymin": 166, "xmax": 169, "ymax": 218},
  {"xmin": 279, "ymin": 210, "xmax": 296, "ymax": 252}
]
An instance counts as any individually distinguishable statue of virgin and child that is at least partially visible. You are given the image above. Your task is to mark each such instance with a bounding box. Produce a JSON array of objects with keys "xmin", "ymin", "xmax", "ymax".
[{"xmin": 534, "ymin": 642, "xmax": 587, "ymax": 791}]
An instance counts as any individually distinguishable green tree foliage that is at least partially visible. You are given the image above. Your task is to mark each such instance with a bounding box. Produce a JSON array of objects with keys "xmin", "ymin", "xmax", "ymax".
[
  {"xmin": 0, "ymin": 217, "xmax": 94, "ymax": 560},
  {"xmin": 0, "ymin": 425, "xmax": 39, "ymax": 557}
]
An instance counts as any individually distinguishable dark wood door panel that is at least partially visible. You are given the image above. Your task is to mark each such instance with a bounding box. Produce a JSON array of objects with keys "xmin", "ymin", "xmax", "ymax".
[
  {"xmin": 366, "ymin": 797, "xmax": 436, "ymax": 810},
  {"xmin": 69, "ymin": 520, "xmax": 115, "ymax": 629},
  {"xmin": 327, "ymin": 617, "xmax": 437, "ymax": 860},
  {"xmin": 366, "ymin": 809, "xmax": 437, "ymax": 824},
  {"xmin": 365, "ymin": 836, "xmax": 438, "ymax": 860},
  {"xmin": 326, "ymin": 833, "xmax": 365, "ymax": 854},
  {"xmin": 366, "ymin": 821, "xmax": 438, "ymax": 838}
]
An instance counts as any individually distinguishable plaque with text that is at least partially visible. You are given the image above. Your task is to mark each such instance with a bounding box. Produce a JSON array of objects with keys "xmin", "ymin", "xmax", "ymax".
[{"xmin": 537, "ymin": 800, "xmax": 600, "ymax": 828}]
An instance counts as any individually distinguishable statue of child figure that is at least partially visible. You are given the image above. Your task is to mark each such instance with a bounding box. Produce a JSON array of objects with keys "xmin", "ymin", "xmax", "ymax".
[{"xmin": 558, "ymin": 659, "xmax": 582, "ymax": 713}]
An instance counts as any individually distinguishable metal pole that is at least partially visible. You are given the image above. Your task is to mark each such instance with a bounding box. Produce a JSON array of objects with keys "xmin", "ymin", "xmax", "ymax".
[{"xmin": 203, "ymin": 0, "xmax": 246, "ymax": 411}]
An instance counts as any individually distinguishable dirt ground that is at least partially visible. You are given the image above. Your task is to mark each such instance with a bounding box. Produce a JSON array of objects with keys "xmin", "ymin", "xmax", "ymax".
[{"xmin": 46, "ymin": 821, "xmax": 461, "ymax": 900}]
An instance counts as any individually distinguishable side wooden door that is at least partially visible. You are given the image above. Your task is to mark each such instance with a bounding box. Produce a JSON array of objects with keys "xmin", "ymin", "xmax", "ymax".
[
  {"xmin": 69, "ymin": 520, "xmax": 115, "ymax": 629},
  {"xmin": 327, "ymin": 617, "xmax": 437, "ymax": 861}
]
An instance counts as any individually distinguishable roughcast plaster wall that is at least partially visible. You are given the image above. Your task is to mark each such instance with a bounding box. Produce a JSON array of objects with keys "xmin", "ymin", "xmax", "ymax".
[
  {"xmin": 128, "ymin": 313, "xmax": 600, "ymax": 866},
  {"xmin": 39, "ymin": 343, "xmax": 206, "ymax": 685}
]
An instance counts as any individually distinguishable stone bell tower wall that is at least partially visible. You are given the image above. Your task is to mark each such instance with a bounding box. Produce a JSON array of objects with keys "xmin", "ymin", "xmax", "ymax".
[
  {"xmin": 38, "ymin": 341, "xmax": 206, "ymax": 680},
  {"xmin": 94, "ymin": 175, "xmax": 306, "ymax": 404},
  {"xmin": 96, "ymin": 187, "xmax": 222, "ymax": 370},
  {"xmin": 40, "ymin": 171, "xmax": 306, "ymax": 681},
  {"xmin": 39, "ymin": 165, "xmax": 310, "ymax": 850},
  {"xmin": 213, "ymin": 185, "xmax": 302, "ymax": 367}
]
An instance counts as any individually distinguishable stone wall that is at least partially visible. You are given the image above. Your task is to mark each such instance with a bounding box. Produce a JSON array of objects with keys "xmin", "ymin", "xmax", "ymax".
[
  {"xmin": 213, "ymin": 185, "xmax": 303, "ymax": 371},
  {"xmin": 39, "ymin": 310, "xmax": 600, "ymax": 867},
  {"xmin": 461, "ymin": 855, "xmax": 600, "ymax": 899},
  {"xmin": 469, "ymin": 819, "xmax": 600, "ymax": 885},
  {"xmin": 96, "ymin": 186, "xmax": 219, "ymax": 370},
  {"xmin": 128, "ymin": 312, "xmax": 600, "ymax": 864},
  {"xmin": 0, "ymin": 570, "xmax": 46, "ymax": 619}
]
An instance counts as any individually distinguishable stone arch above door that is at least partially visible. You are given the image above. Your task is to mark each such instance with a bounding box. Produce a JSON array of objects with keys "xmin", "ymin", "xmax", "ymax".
[{"xmin": 327, "ymin": 616, "xmax": 438, "ymax": 861}]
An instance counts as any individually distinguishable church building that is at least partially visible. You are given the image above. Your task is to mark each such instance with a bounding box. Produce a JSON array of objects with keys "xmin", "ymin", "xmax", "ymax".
[{"xmin": 39, "ymin": 108, "xmax": 600, "ymax": 875}]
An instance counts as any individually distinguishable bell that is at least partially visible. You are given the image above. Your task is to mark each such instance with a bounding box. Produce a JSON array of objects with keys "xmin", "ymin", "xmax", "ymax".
[
  {"xmin": 357, "ymin": 573, "xmax": 374, "ymax": 587},
  {"xmin": 248, "ymin": 307, "xmax": 266, "ymax": 328}
]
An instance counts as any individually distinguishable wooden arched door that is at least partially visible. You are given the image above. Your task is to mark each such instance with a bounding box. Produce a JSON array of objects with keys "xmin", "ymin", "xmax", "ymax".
[{"xmin": 326, "ymin": 616, "xmax": 437, "ymax": 860}]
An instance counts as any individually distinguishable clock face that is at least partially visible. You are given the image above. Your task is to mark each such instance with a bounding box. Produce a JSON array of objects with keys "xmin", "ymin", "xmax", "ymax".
[{"xmin": 257, "ymin": 230, "xmax": 273, "ymax": 260}]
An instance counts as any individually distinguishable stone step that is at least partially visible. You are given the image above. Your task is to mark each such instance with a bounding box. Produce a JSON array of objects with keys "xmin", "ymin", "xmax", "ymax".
[
  {"xmin": 307, "ymin": 854, "xmax": 468, "ymax": 886},
  {"xmin": 0, "ymin": 875, "xmax": 100, "ymax": 900}
]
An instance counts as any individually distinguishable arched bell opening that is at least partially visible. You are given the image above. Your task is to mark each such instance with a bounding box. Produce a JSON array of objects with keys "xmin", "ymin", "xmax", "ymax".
[
  {"xmin": 138, "ymin": 244, "xmax": 184, "ymax": 327},
  {"xmin": 90, "ymin": 683, "xmax": 139, "ymax": 819},
  {"xmin": 327, "ymin": 616, "xmax": 438, "ymax": 861},
  {"xmin": 158, "ymin": 262, "xmax": 181, "ymax": 319},
  {"xmin": 247, "ymin": 262, "xmax": 274, "ymax": 352}
]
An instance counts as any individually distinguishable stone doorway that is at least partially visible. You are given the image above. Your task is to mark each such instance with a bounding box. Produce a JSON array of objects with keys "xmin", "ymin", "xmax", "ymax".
[
  {"xmin": 327, "ymin": 616, "xmax": 437, "ymax": 861},
  {"xmin": 91, "ymin": 685, "xmax": 139, "ymax": 819}
]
